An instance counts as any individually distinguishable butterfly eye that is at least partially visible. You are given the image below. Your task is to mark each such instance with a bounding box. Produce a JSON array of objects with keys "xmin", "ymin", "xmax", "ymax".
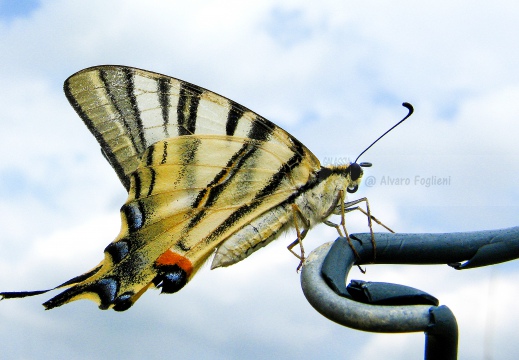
[{"xmin": 348, "ymin": 163, "xmax": 362, "ymax": 181}]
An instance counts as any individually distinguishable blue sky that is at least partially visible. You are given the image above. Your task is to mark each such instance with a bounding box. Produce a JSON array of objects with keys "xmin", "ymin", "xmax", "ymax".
[
  {"xmin": 1, "ymin": 1, "xmax": 519, "ymax": 359},
  {"xmin": 0, "ymin": 0, "xmax": 40, "ymax": 21}
]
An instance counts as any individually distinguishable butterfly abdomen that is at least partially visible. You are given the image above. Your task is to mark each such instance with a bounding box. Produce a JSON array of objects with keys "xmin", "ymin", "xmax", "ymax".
[{"xmin": 211, "ymin": 203, "xmax": 293, "ymax": 268}]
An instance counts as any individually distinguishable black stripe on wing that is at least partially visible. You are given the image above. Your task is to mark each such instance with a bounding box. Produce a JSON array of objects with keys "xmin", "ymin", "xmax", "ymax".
[
  {"xmin": 177, "ymin": 83, "xmax": 203, "ymax": 136},
  {"xmin": 157, "ymin": 78, "xmax": 171, "ymax": 138},
  {"xmin": 122, "ymin": 68, "xmax": 147, "ymax": 149},
  {"xmin": 225, "ymin": 101, "xmax": 245, "ymax": 136}
]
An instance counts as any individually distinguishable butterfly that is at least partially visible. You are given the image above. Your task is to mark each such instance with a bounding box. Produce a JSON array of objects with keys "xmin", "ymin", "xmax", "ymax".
[{"xmin": 0, "ymin": 66, "xmax": 412, "ymax": 311}]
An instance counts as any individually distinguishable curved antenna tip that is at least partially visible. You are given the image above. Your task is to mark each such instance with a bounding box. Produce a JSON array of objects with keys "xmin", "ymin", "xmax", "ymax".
[{"xmin": 402, "ymin": 102, "xmax": 414, "ymax": 116}]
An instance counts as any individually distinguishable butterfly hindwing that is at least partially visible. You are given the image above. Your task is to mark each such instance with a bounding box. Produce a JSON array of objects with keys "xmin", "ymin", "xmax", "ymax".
[{"xmin": 40, "ymin": 135, "xmax": 318, "ymax": 310}]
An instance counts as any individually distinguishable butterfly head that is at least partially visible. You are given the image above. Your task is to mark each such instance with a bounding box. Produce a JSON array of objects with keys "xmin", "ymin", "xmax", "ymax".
[
  {"xmin": 345, "ymin": 161, "xmax": 372, "ymax": 193},
  {"xmin": 316, "ymin": 160, "xmax": 370, "ymax": 197}
]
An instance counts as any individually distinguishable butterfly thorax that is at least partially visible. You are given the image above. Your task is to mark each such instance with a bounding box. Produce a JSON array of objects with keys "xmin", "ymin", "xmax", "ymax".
[{"xmin": 292, "ymin": 164, "xmax": 363, "ymax": 227}]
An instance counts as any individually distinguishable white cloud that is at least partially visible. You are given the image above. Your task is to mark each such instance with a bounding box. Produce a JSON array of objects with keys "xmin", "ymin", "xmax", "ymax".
[{"xmin": 1, "ymin": 0, "xmax": 519, "ymax": 359}]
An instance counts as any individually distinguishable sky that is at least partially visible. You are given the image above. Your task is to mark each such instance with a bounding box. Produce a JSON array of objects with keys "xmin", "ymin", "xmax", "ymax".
[{"xmin": 1, "ymin": 0, "xmax": 519, "ymax": 359}]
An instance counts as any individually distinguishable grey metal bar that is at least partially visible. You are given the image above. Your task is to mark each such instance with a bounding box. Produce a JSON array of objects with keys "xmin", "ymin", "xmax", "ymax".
[
  {"xmin": 298, "ymin": 226, "xmax": 519, "ymax": 359},
  {"xmin": 301, "ymin": 242, "xmax": 432, "ymax": 332},
  {"xmin": 301, "ymin": 239, "xmax": 460, "ymax": 359},
  {"xmin": 350, "ymin": 226, "xmax": 519, "ymax": 269}
]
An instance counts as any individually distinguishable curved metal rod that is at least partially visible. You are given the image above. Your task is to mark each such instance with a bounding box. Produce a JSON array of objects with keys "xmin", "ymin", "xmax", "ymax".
[
  {"xmin": 300, "ymin": 226, "xmax": 519, "ymax": 332},
  {"xmin": 301, "ymin": 242, "xmax": 433, "ymax": 332}
]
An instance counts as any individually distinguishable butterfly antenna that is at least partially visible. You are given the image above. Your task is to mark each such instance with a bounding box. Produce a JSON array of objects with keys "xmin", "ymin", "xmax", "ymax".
[{"xmin": 355, "ymin": 102, "xmax": 414, "ymax": 164}]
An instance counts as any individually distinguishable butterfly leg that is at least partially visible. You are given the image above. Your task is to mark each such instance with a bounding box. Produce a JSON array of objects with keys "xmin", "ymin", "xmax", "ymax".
[
  {"xmin": 323, "ymin": 190, "xmax": 366, "ymax": 272},
  {"xmin": 339, "ymin": 196, "xmax": 395, "ymax": 262},
  {"xmin": 287, "ymin": 204, "xmax": 310, "ymax": 271},
  {"xmin": 343, "ymin": 205, "xmax": 394, "ymax": 233}
]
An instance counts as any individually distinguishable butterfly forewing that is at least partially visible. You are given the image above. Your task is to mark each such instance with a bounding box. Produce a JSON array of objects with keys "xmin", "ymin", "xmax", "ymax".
[{"xmin": 64, "ymin": 66, "xmax": 318, "ymax": 191}]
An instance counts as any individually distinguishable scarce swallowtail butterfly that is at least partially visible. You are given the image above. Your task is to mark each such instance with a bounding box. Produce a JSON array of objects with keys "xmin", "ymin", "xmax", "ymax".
[{"xmin": 0, "ymin": 66, "xmax": 412, "ymax": 311}]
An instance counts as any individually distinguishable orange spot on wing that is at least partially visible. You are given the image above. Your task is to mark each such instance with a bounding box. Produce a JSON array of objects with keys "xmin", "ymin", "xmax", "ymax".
[{"xmin": 155, "ymin": 250, "xmax": 193, "ymax": 276}]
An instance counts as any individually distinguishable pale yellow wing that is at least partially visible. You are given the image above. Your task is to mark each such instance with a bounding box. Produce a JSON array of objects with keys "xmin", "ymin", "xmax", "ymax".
[
  {"xmin": 64, "ymin": 65, "xmax": 321, "ymax": 191},
  {"xmin": 40, "ymin": 134, "xmax": 319, "ymax": 311}
]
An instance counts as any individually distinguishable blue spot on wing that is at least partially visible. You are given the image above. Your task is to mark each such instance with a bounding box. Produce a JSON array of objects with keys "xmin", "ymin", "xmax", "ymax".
[
  {"xmin": 122, "ymin": 202, "xmax": 144, "ymax": 232},
  {"xmin": 105, "ymin": 241, "xmax": 130, "ymax": 263},
  {"xmin": 92, "ymin": 278, "xmax": 118, "ymax": 310}
]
